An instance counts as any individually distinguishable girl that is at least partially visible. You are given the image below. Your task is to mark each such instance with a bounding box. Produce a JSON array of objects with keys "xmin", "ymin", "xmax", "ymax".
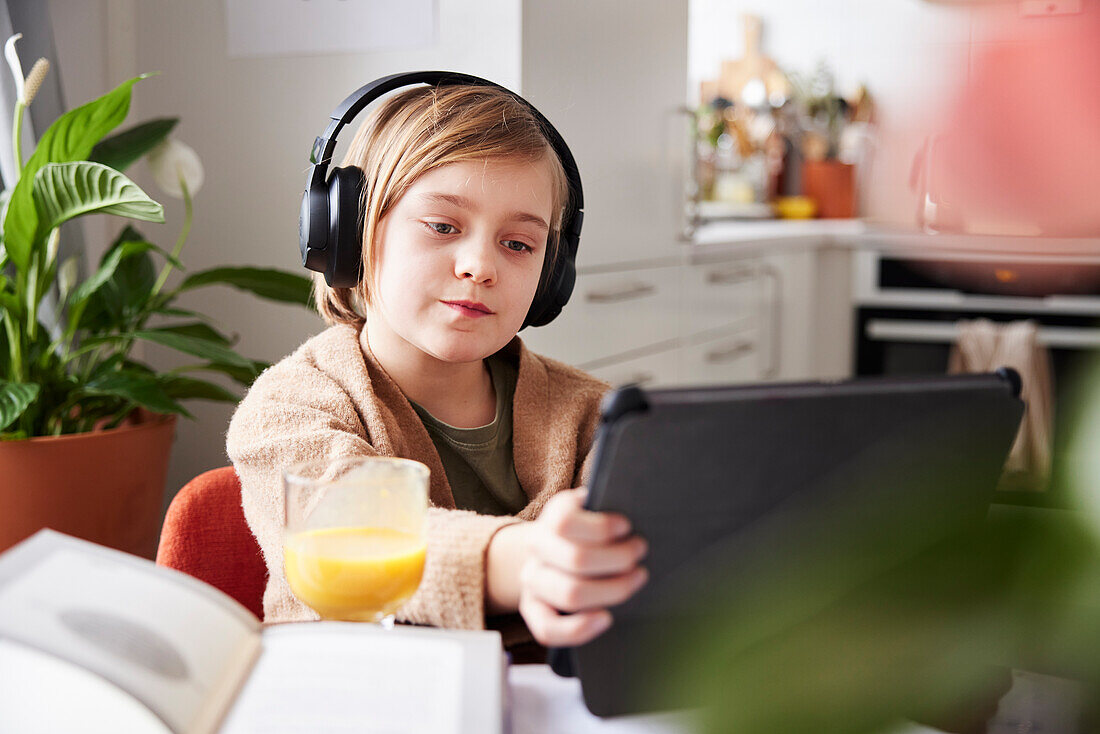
[{"xmin": 226, "ymin": 81, "xmax": 649, "ymax": 653}]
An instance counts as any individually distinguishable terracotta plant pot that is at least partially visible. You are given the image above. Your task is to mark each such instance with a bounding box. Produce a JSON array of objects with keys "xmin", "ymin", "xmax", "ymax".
[
  {"xmin": 801, "ymin": 159, "xmax": 856, "ymax": 219},
  {"xmin": 0, "ymin": 410, "xmax": 177, "ymax": 558}
]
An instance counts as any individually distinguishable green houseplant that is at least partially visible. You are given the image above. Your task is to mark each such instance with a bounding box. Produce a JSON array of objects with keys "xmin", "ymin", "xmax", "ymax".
[{"xmin": 0, "ymin": 35, "xmax": 313, "ymax": 555}]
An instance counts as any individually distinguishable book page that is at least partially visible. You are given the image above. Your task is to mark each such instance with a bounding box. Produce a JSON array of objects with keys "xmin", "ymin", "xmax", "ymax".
[
  {"xmin": 0, "ymin": 637, "xmax": 172, "ymax": 734},
  {"xmin": 221, "ymin": 623, "xmax": 501, "ymax": 734},
  {"xmin": 0, "ymin": 531, "xmax": 260, "ymax": 734}
]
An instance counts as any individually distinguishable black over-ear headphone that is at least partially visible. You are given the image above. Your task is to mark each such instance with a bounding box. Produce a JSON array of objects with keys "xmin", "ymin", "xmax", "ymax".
[{"xmin": 299, "ymin": 71, "xmax": 584, "ymax": 329}]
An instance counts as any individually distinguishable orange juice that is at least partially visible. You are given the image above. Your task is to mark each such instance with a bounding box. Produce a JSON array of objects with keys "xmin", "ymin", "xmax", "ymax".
[{"xmin": 283, "ymin": 526, "xmax": 427, "ymax": 621}]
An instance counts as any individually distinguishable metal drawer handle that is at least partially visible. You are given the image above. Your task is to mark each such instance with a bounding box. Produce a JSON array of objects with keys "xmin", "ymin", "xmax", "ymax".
[
  {"xmin": 584, "ymin": 281, "xmax": 657, "ymax": 304},
  {"xmin": 704, "ymin": 339, "xmax": 755, "ymax": 364},
  {"xmin": 706, "ymin": 266, "xmax": 756, "ymax": 285},
  {"xmin": 759, "ymin": 263, "xmax": 782, "ymax": 379}
]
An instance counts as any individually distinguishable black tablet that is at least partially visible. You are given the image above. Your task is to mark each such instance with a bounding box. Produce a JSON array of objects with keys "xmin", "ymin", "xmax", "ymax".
[{"xmin": 549, "ymin": 369, "xmax": 1025, "ymax": 717}]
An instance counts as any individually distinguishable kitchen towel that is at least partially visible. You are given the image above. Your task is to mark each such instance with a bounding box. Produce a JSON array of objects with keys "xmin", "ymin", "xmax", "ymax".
[{"xmin": 948, "ymin": 319, "xmax": 1054, "ymax": 491}]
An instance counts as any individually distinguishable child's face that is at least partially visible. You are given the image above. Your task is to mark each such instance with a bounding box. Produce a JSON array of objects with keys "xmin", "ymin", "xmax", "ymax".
[{"xmin": 368, "ymin": 156, "xmax": 555, "ymax": 365}]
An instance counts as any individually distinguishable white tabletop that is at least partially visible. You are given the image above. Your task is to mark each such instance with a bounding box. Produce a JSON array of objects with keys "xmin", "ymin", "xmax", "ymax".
[
  {"xmin": 507, "ymin": 665, "xmax": 951, "ymax": 734},
  {"xmin": 508, "ymin": 665, "xmax": 698, "ymax": 734}
]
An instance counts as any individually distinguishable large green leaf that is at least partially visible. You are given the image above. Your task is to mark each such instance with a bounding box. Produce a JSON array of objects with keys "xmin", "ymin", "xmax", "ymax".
[
  {"xmin": 90, "ymin": 117, "xmax": 178, "ymax": 173},
  {"xmin": 0, "ymin": 188, "xmax": 11, "ymax": 267},
  {"xmin": 104, "ymin": 224, "xmax": 148, "ymax": 261},
  {"xmin": 65, "ymin": 241, "xmax": 170, "ymax": 339},
  {"xmin": 183, "ymin": 359, "xmax": 268, "ymax": 385},
  {"xmin": 81, "ymin": 243, "xmax": 158, "ymax": 330},
  {"xmin": 83, "ymin": 369, "xmax": 190, "ymax": 417},
  {"xmin": 88, "ymin": 352, "xmax": 128, "ymax": 377},
  {"xmin": 152, "ymin": 306, "xmax": 208, "ymax": 319},
  {"xmin": 30, "ymin": 74, "xmax": 152, "ymax": 165},
  {"xmin": 159, "ymin": 374, "xmax": 239, "ymax": 403},
  {"xmin": 0, "ymin": 274, "xmax": 19, "ymax": 316},
  {"xmin": 70, "ymin": 242, "xmax": 150, "ymax": 309},
  {"xmin": 155, "ymin": 321, "xmax": 234, "ymax": 346},
  {"xmin": 0, "ymin": 381, "xmax": 38, "ymax": 431},
  {"xmin": 129, "ymin": 328, "xmax": 254, "ymax": 368},
  {"xmin": 177, "ymin": 267, "xmax": 313, "ymax": 306},
  {"xmin": 0, "ymin": 311, "xmax": 7, "ymax": 375},
  {"xmin": 34, "ymin": 162, "xmax": 164, "ymax": 235},
  {"xmin": 3, "ymin": 74, "xmax": 153, "ymax": 270},
  {"xmin": 74, "ymin": 226, "xmax": 182, "ymax": 335}
]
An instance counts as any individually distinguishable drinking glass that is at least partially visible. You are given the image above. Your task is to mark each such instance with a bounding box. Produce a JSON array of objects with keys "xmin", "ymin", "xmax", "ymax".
[{"xmin": 282, "ymin": 456, "xmax": 429, "ymax": 626}]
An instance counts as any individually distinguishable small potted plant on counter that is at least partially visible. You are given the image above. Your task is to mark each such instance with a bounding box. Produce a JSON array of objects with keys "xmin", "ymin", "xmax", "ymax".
[
  {"xmin": 0, "ymin": 35, "xmax": 313, "ymax": 557},
  {"xmin": 788, "ymin": 60, "xmax": 875, "ymax": 219}
]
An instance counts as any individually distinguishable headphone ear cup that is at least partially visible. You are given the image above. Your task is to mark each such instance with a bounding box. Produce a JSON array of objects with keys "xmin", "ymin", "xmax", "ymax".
[
  {"xmin": 523, "ymin": 231, "xmax": 578, "ymax": 329},
  {"xmin": 325, "ymin": 166, "xmax": 366, "ymax": 288},
  {"xmin": 300, "ymin": 183, "xmax": 330, "ymax": 274}
]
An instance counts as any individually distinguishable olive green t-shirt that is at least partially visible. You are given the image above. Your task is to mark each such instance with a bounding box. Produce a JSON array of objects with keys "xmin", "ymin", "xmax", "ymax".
[{"xmin": 409, "ymin": 353, "xmax": 528, "ymax": 516}]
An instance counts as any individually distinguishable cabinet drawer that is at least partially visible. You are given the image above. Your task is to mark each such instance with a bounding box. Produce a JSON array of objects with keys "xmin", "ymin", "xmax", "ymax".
[
  {"xmin": 586, "ymin": 349, "xmax": 675, "ymax": 389},
  {"xmin": 587, "ymin": 326, "xmax": 759, "ymax": 389},
  {"xmin": 678, "ymin": 258, "xmax": 760, "ymax": 336},
  {"xmin": 521, "ymin": 265, "xmax": 682, "ymax": 366},
  {"xmin": 675, "ymin": 328, "xmax": 760, "ymax": 386}
]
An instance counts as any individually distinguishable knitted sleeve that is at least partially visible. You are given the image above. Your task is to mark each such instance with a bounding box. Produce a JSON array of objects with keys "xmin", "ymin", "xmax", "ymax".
[
  {"xmin": 225, "ymin": 353, "xmax": 516, "ymax": 629},
  {"xmin": 573, "ymin": 378, "xmax": 607, "ymax": 489}
]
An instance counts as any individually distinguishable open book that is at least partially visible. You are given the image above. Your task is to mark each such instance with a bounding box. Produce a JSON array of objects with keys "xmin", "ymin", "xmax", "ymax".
[{"xmin": 0, "ymin": 530, "xmax": 507, "ymax": 734}]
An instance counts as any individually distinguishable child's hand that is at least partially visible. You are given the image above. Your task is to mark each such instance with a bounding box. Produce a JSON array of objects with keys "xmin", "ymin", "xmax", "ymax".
[{"xmin": 518, "ymin": 487, "xmax": 648, "ymax": 647}]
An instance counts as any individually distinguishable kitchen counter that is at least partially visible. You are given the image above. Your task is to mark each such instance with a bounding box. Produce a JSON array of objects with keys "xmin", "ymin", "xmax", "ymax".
[
  {"xmin": 691, "ymin": 218, "xmax": 866, "ymax": 250},
  {"xmin": 693, "ymin": 218, "xmax": 1100, "ymax": 261}
]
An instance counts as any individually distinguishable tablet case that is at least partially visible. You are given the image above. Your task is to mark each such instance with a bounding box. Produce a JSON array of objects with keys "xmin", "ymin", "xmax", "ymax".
[{"xmin": 549, "ymin": 369, "xmax": 1025, "ymax": 717}]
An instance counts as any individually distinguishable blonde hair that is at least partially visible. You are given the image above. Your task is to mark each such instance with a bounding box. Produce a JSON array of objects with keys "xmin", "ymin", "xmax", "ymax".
[{"xmin": 313, "ymin": 84, "xmax": 572, "ymax": 326}]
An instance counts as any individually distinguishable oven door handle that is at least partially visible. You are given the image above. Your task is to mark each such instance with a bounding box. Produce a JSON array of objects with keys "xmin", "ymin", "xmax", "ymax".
[{"xmin": 866, "ymin": 319, "xmax": 1100, "ymax": 349}]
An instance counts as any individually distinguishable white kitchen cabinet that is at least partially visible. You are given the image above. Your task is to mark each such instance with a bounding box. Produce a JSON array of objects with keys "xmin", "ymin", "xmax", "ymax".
[
  {"xmin": 679, "ymin": 256, "xmax": 761, "ymax": 336},
  {"xmin": 520, "ymin": 240, "xmax": 848, "ymax": 389},
  {"xmin": 677, "ymin": 326, "xmax": 762, "ymax": 385},
  {"xmin": 522, "ymin": 249, "xmax": 769, "ymax": 388},
  {"xmin": 523, "ymin": 261, "xmax": 684, "ymax": 368},
  {"xmin": 586, "ymin": 324, "xmax": 759, "ymax": 388},
  {"xmin": 520, "ymin": 0, "xmax": 690, "ymax": 269},
  {"xmin": 689, "ymin": 240, "xmax": 856, "ymax": 383}
]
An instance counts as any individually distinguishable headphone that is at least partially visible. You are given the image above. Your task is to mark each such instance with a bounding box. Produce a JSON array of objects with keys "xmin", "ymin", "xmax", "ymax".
[{"xmin": 299, "ymin": 71, "xmax": 585, "ymax": 329}]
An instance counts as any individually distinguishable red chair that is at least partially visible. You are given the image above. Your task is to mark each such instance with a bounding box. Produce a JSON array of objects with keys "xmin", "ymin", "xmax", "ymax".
[{"xmin": 156, "ymin": 467, "xmax": 268, "ymax": 619}]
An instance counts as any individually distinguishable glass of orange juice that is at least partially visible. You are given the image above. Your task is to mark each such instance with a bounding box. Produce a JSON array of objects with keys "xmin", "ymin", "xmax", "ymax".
[{"xmin": 282, "ymin": 456, "xmax": 429, "ymax": 626}]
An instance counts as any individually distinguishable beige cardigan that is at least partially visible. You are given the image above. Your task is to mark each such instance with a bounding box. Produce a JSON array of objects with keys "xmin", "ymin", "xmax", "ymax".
[{"xmin": 225, "ymin": 323, "xmax": 608, "ymax": 630}]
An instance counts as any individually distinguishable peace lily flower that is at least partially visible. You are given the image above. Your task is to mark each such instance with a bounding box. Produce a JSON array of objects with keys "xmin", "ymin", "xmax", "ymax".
[
  {"xmin": 6, "ymin": 32, "xmax": 49, "ymax": 173},
  {"xmin": 4, "ymin": 33, "xmax": 25, "ymax": 103},
  {"xmin": 146, "ymin": 137, "xmax": 204, "ymax": 198},
  {"xmin": 45, "ymin": 227, "xmax": 59, "ymax": 261},
  {"xmin": 5, "ymin": 33, "xmax": 48, "ymax": 107},
  {"xmin": 23, "ymin": 55, "xmax": 48, "ymax": 106},
  {"xmin": 56, "ymin": 256, "xmax": 78, "ymax": 303},
  {"xmin": 146, "ymin": 137, "xmax": 203, "ymax": 295}
]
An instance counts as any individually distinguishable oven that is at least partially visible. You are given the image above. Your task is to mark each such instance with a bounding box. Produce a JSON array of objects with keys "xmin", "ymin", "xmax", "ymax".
[{"xmin": 852, "ymin": 247, "xmax": 1100, "ymax": 502}]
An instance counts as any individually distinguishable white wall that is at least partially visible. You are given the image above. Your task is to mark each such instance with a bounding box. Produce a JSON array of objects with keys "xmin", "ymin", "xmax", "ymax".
[{"xmin": 46, "ymin": 0, "xmax": 520, "ymax": 504}]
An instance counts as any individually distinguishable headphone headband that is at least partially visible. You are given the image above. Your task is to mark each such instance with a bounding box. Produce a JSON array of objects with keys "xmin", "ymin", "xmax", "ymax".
[
  {"xmin": 299, "ymin": 71, "xmax": 583, "ymax": 328},
  {"xmin": 309, "ymin": 72, "xmax": 584, "ymax": 210}
]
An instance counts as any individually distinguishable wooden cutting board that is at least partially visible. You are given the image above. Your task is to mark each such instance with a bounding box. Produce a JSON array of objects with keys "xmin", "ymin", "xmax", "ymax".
[{"xmin": 710, "ymin": 14, "xmax": 790, "ymax": 105}]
